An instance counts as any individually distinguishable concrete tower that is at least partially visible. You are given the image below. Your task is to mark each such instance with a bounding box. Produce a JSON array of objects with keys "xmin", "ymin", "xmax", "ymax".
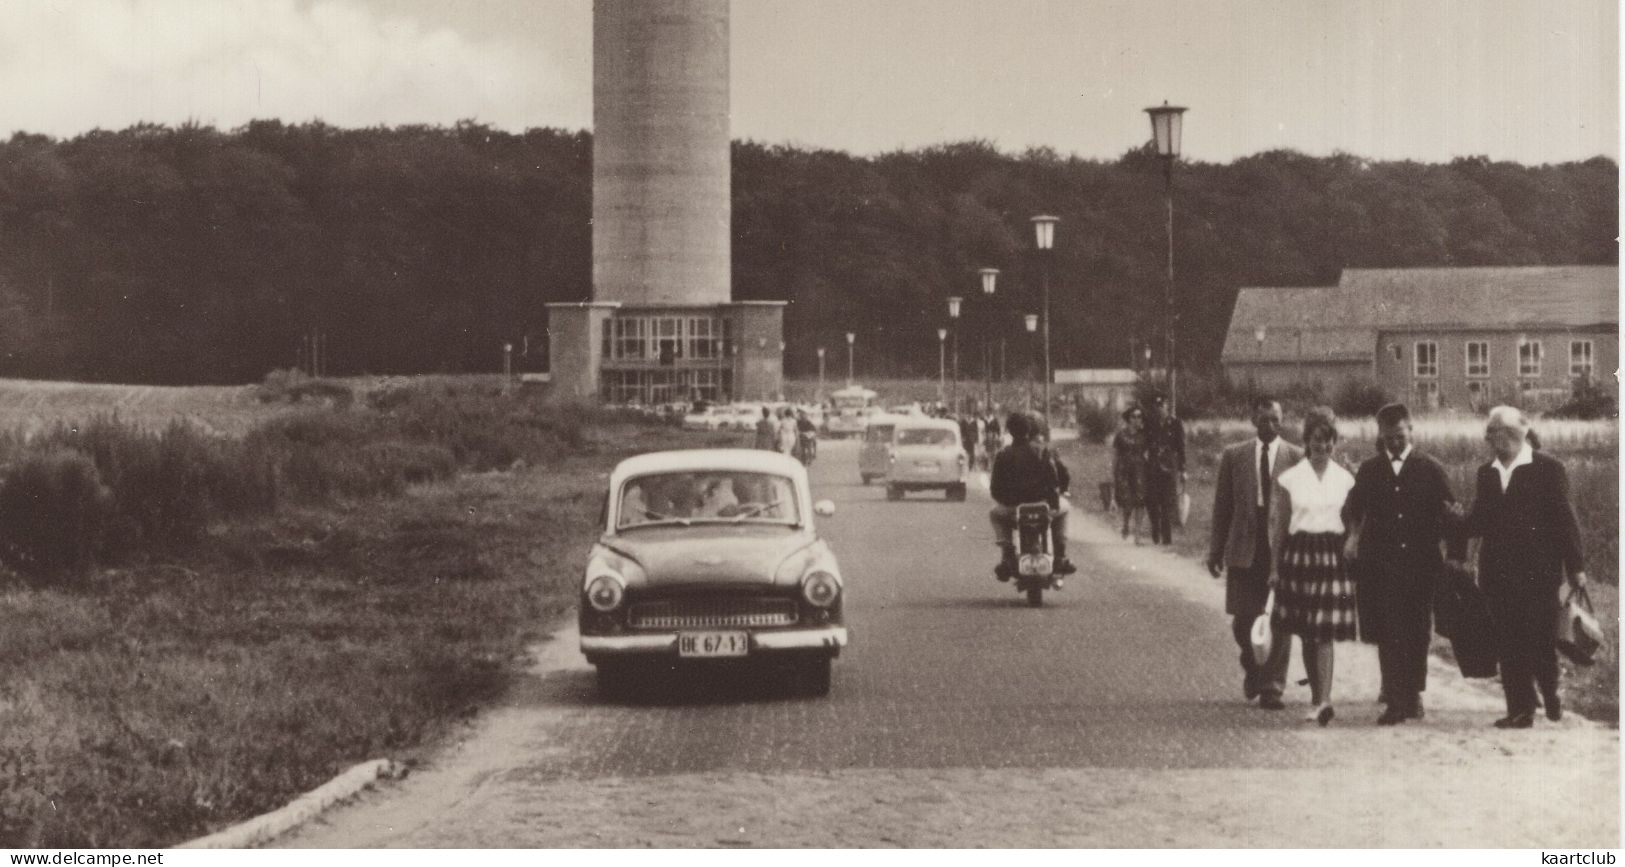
[
  {"xmin": 549, "ymin": 0, "xmax": 785, "ymax": 404},
  {"xmin": 593, "ymin": 0, "xmax": 730, "ymax": 305}
]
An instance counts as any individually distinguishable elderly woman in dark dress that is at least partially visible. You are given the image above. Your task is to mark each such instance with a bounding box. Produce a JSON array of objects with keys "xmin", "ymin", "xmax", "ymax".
[{"xmin": 1112, "ymin": 405, "xmax": 1148, "ymax": 544}]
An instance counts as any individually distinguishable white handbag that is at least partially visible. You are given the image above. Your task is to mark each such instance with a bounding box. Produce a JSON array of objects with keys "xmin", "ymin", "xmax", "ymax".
[{"xmin": 1250, "ymin": 589, "xmax": 1276, "ymax": 666}]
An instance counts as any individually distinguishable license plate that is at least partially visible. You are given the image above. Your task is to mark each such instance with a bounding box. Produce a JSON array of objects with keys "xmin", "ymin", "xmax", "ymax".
[
  {"xmin": 914, "ymin": 461, "xmax": 937, "ymax": 471},
  {"xmin": 678, "ymin": 631, "xmax": 750, "ymax": 658}
]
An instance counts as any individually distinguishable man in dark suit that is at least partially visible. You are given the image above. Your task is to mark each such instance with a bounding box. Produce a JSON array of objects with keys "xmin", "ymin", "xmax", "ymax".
[
  {"xmin": 1207, "ymin": 396, "xmax": 1301, "ymax": 709},
  {"xmin": 1143, "ymin": 393, "xmax": 1186, "ymax": 545},
  {"xmin": 1342, "ymin": 403, "xmax": 1457, "ymax": 725},
  {"xmin": 1453, "ymin": 405, "xmax": 1587, "ymax": 728}
]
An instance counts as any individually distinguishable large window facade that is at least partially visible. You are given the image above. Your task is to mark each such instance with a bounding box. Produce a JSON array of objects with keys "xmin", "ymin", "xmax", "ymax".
[
  {"xmin": 1413, "ymin": 341, "xmax": 1439, "ymax": 377},
  {"xmin": 602, "ymin": 314, "xmax": 730, "ymax": 364},
  {"xmin": 601, "ymin": 368, "xmax": 731, "ymax": 404},
  {"xmin": 1518, "ymin": 339, "xmax": 1543, "ymax": 377},
  {"xmin": 1465, "ymin": 341, "xmax": 1490, "ymax": 377}
]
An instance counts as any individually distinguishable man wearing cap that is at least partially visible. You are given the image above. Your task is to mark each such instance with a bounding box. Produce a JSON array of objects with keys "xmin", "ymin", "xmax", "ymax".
[
  {"xmin": 1207, "ymin": 395, "xmax": 1299, "ymax": 709},
  {"xmin": 1342, "ymin": 403, "xmax": 1458, "ymax": 725},
  {"xmin": 1142, "ymin": 393, "xmax": 1186, "ymax": 545}
]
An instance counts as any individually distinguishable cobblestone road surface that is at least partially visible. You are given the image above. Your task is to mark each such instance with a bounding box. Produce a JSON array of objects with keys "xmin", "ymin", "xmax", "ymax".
[{"xmin": 281, "ymin": 439, "xmax": 1618, "ymax": 847}]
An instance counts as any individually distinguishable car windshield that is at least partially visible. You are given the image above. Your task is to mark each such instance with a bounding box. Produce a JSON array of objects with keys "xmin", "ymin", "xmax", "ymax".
[
  {"xmin": 618, "ymin": 471, "xmax": 801, "ymax": 529},
  {"xmin": 897, "ymin": 428, "xmax": 956, "ymax": 447}
]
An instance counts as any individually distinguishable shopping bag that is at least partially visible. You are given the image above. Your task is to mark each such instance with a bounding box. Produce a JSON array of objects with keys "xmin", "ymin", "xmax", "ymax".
[
  {"xmin": 1174, "ymin": 481, "xmax": 1191, "ymax": 527},
  {"xmin": 1556, "ymin": 585, "xmax": 1605, "ymax": 666},
  {"xmin": 1433, "ymin": 561, "xmax": 1498, "ymax": 678},
  {"xmin": 1250, "ymin": 589, "xmax": 1276, "ymax": 667}
]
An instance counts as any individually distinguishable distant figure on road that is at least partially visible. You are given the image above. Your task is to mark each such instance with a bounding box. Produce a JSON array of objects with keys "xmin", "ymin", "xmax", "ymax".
[
  {"xmin": 1142, "ymin": 393, "xmax": 1186, "ymax": 545},
  {"xmin": 1207, "ymin": 396, "xmax": 1300, "ymax": 711},
  {"xmin": 754, "ymin": 407, "xmax": 777, "ymax": 450},
  {"xmin": 1341, "ymin": 402, "xmax": 1457, "ymax": 726},
  {"xmin": 1112, "ymin": 404, "xmax": 1149, "ymax": 544},
  {"xmin": 1268, "ymin": 406, "xmax": 1356, "ymax": 726},
  {"xmin": 776, "ymin": 407, "xmax": 798, "ymax": 454},
  {"xmin": 1451, "ymin": 405, "xmax": 1588, "ymax": 729}
]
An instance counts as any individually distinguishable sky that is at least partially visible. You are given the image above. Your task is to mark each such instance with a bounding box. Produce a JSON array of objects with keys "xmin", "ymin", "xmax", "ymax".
[{"xmin": 0, "ymin": 0, "xmax": 1617, "ymax": 165}]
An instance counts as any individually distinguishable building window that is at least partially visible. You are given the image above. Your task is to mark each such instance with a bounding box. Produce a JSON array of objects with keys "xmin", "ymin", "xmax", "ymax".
[
  {"xmin": 1518, "ymin": 340, "xmax": 1542, "ymax": 377},
  {"xmin": 1391, "ymin": 344, "xmax": 1403, "ymax": 362},
  {"xmin": 1413, "ymin": 341, "xmax": 1438, "ymax": 377},
  {"xmin": 612, "ymin": 317, "xmax": 648, "ymax": 360},
  {"xmin": 1466, "ymin": 379, "xmax": 1490, "ymax": 409},
  {"xmin": 601, "ymin": 318, "xmax": 611, "ymax": 359},
  {"xmin": 687, "ymin": 317, "xmax": 719, "ymax": 360},
  {"xmin": 1465, "ymin": 341, "xmax": 1489, "ymax": 377},
  {"xmin": 1414, "ymin": 380, "xmax": 1440, "ymax": 409},
  {"xmin": 1571, "ymin": 340, "xmax": 1594, "ymax": 378}
]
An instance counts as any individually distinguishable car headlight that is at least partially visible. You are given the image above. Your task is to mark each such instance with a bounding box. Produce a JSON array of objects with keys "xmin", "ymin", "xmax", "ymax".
[
  {"xmin": 801, "ymin": 571, "xmax": 840, "ymax": 608},
  {"xmin": 585, "ymin": 573, "xmax": 626, "ymax": 612}
]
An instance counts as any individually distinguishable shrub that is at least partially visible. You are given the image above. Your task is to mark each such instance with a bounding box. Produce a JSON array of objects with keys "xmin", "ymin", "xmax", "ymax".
[
  {"xmin": 1552, "ymin": 375, "xmax": 1618, "ymax": 420},
  {"xmin": 1333, "ymin": 378, "xmax": 1394, "ymax": 418},
  {"xmin": 0, "ymin": 448, "xmax": 112, "ymax": 581},
  {"xmin": 1074, "ymin": 399, "xmax": 1117, "ymax": 444},
  {"xmin": 257, "ymin": 369, "xmax": 354, "ymax": 408}
]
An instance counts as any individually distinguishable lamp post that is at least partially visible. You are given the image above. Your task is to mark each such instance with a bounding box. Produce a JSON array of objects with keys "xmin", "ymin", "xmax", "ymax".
[
  {"xmin": 1145, "ymin": 100, "xmax": 1187, "ymax": 415},
  {"xmin": 979, "ymin": 268, "xmax": 999, "ymax": 415},
  {"xmin": 1253, "ymin": 326, "xmax": 1266, "ymax": 386},
  {"xmin": 817, "ymin": 346, "xmax": 826, "ymax": 402},
  {"xmin": 1031, "ymin": 215, "xmax": 1058, "ymax": 418},
  {"xmin": 1023, "ymin": 313, "xmax": 1039, "ymax": 410},
  {"xmin": 947, "ymin": 296, "xmax": 962, "ymax": 413},
  {"xmin": 937, "ymin": 328, "xmax": 948, "ymax": 404},
  {"xmin": 845, "ymin": 332, "xmax": 855, "ymax": 386}
]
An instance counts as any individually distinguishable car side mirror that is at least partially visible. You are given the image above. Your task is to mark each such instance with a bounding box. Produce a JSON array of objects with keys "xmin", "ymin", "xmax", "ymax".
[{"xmin": 814, "ymin": 499, "xmax": 836, "ymax": 517}]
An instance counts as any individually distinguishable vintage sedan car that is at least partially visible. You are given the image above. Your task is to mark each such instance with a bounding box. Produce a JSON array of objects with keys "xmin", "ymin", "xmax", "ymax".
[
  {"xmin": 882, "ymin": 416, "xmax": 968, "ymax": 501},
  {"xmin": 579, "ymin": 449, "xmax": 847, "ymax": 697}
]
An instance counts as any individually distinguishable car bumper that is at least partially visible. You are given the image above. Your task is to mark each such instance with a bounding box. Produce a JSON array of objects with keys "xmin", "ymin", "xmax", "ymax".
[{"xmin": 581, "ymin": 625, "xmax": 848, "ymax": 658}]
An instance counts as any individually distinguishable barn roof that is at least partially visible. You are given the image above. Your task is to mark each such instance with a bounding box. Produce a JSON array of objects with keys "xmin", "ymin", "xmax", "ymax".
[{"xmin": 1222, "ymin": 266, "xmax": 1618, "ymax": 363}]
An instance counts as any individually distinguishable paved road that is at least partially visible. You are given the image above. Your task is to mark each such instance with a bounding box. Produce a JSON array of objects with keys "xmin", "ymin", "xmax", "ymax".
[{"xmin": 282, "ymin": 438, "xmax": 1618, "ymax": 847}]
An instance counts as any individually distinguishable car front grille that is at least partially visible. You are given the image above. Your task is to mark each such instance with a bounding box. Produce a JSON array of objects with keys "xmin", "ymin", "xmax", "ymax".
[{"xmin": 627, "ymin": 597, "xmax": 799, "ymax": 629}]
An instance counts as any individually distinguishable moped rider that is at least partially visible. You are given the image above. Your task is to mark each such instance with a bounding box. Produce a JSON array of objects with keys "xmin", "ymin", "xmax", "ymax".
[
  {"xmin": 794, "ymin": 409, "xmax": 818, "ymax": 464},
  {"xmin": 989, "ymin": 412, "xmax": 1077, "ymax": 580}
]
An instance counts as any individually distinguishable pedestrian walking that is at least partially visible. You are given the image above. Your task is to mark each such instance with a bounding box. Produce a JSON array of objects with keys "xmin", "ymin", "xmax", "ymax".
[
  {"xmin": 1112, "ymin": 405, "xmax": 1150, "ymax": 545},
  {"xmin": 1451, "ymin": 405, "xmax": 1588, "ymax": 729},
  {"xmin": 776, "ymin": 407, "xmax": 798, "ymax": 455},
  {"xmin": 1269, "ymin": 406, "xmax": 1356, "ymax": 726},
  {"xmin": 1341, "ymin": 403, "xmax": 1458, "ymax": 725},
  {"xmin": 1142, "ymin": 393, "xmax": 1186, "ymax": 545},
  {"xmin": 753, "ymin": 406, "xmax": 777, "ymax": 450},
  {"xmin": 1207, "ymin": 396, "xmax": 1301, "ymax": 710}
]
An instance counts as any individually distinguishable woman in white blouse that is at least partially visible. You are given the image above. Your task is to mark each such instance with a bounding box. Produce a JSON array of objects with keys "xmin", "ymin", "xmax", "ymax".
[{"xmin": 1268, "ymin": 406, "xmax": 1358, "ymax": 726}]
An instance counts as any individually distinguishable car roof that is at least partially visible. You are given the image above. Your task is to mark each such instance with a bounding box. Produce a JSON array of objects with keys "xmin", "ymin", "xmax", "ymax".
[
  {"xmin": 893, "ymin": 416, "xmax": 960, "ymax": 431},
  {"xmin": 609, "ymin": 449, "xmax": 808, "ymax": 487}
]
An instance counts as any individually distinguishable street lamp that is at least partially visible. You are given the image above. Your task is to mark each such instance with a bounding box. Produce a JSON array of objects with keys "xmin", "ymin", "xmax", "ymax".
[
  {"xmin": 1031, "ymin": 215, "xmax": 1059, "ymax": 417},
  {"xmin": 816, "ymin": 346, "xmax": 826, "ymax": 402},
  {"xmin": 979, "ymin": 267, "xmax": 999, "ymax": 414},
  {"xmin": 1145, "ymin": 100, "xmax": 1187, "ymax": 415},
  {"xmin": 1253, "ymin": 326, "xmax": 1266, "ymax": 385},
  {"xmin": 845, "ymin": 331, "xmax": 855, "ymax": 386},
  {"xmin": 1023, "ymin": 313, "xmax": 1039, "ymax": 410},
  {"xmin": 947, "ymin": 296, "xmax": 962, "ymax": 413},
  {"xmin": 937, "ymin": 327, "xmax": 948, "ymax": 404}
]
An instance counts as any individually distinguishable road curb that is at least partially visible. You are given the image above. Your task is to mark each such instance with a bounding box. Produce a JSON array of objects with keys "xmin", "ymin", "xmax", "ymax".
[{"xmin": 176, "ymin": 759, "xmax": 403, "ymax": 849}]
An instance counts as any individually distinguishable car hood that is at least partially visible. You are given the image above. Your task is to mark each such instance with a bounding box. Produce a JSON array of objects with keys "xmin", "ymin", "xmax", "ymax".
[{"xmin": 602, "ymin": 526, "xmax": 817, "ymax": 588}]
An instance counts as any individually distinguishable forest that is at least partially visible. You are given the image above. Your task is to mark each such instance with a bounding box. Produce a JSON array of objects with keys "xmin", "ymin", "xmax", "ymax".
[{"xmin": 0, "ymin": 120, "xmax": 1614, "ymax": 384}]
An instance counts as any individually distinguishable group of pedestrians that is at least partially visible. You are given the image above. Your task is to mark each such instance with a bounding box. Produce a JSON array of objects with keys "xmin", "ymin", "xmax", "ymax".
[
  {"xmin": 1110, "ymin": 393, "xmax": 1186, "ymax": 545},
  {"xmin": 753, "ymin": 406, "xmax": 818, "ymax": 463},
  {"xmin": 1206, "ymin": 398, "xmax": 1588, "ymax": 728}
]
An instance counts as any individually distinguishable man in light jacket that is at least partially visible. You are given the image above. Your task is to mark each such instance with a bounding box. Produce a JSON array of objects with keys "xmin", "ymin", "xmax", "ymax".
[{"xmin": 1207, "ymin": 396, "xmax": 1300, "ymax": 710}]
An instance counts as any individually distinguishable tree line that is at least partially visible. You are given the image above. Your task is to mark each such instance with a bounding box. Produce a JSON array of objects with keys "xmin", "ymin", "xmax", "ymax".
[{"xmin": 0, "ymin": 120, "xmax": 1614, "ymax": 384}]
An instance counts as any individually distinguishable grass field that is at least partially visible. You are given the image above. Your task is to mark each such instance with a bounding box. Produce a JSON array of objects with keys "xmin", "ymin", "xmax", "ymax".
[
  {"xmin": 1057, "ymin": 416, "xmax": 1619, "ymax": 724},
  {"xmin": 0, "ymin": 379, "xmax": 743, "ymax": 846}
]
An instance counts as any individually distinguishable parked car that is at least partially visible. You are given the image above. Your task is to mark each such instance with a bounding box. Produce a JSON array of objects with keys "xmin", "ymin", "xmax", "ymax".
[
  {"xmin": 883, "ymin": 416, "xmax": 969, "ymax": 501},
  {"xmin": 682, "ymin": 406, "xmax": 731, "ymax": 430},
  {"xmin": 579, "ymin": 449, "xmax": 848, "ymax": 697},
  {"xmin": 857, "ymin": 413, "xmax": 905, "ymax": 485}
]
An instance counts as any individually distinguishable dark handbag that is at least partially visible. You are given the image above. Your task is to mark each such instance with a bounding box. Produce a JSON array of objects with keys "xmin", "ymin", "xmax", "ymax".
[
  {"xmin": 1556, "ymin": 585, "xmax": 1605, "ymax": 666},
  {"xmin": 1433, "ymin": 562, "xmax": 1498, "ymax": 678}
]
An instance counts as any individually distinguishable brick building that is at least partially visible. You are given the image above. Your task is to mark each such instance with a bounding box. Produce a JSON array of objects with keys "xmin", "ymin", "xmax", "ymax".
[{"xmin": 1222, "ymin": 266, "xmax": 1617, "ymax": 410}]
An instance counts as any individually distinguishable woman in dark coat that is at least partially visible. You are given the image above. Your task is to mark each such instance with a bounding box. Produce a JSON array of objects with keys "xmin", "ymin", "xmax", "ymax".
[{"xmin": 1111, "ymin": 405, "xmax": 1148, "ymax": 544}]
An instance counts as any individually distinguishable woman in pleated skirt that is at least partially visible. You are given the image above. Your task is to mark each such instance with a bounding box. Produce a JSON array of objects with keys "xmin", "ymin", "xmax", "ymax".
[{"xmin": 1269, "ymin": 407, "xmax": 1357, "ymax": 725}]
